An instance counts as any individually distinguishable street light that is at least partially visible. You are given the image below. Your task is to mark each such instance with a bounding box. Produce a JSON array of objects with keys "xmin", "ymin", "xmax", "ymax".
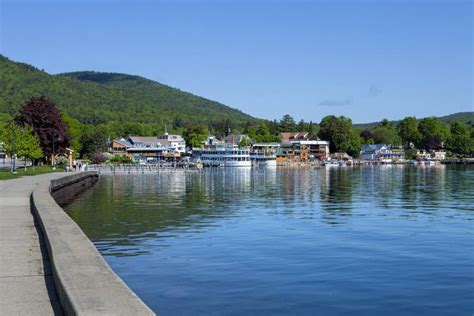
[
  {"xmin": 11, "ymin": 127, "xmax": 16, "ymax": 174},
  {"xmin": 52, "ymin": 133, "xmax": 62, "ymax": 170},
  {"xmin": 10, "ymin": 126, "xmax": 23, "ymax": 174}
]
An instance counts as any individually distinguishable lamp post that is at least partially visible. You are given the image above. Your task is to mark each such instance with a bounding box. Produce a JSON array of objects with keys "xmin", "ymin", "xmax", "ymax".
[
  {"xmin": 10, "ymin": 126, "xmax": 24, "ymax": 174},
  {"xmin": 19, "ymin": 127, "xmax": 25, "ymax": 171},
  {"xmin": 11, "ymin": 127, "xmax": 16, "ymax": 174},
  {"xmin": 52, "ymin": 134, "xmax": 55, "ymax": 169},
  {"xmin": 52, "ymin": 133, "xmax": 62, "ymax": 170}
]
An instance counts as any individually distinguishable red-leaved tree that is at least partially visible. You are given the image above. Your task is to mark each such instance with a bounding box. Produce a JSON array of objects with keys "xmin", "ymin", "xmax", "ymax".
[{"xmin": 17, "ymin": 96, "xmax": 71, "ymax": 157}]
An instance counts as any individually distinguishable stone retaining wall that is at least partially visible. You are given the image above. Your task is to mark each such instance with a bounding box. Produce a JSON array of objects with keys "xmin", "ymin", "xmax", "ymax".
[{"xmin": 31, "ymin": 171, "xmax": 154, "ymax": 315}]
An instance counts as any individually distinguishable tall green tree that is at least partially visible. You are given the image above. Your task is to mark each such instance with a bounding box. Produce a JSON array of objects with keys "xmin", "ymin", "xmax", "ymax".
[
  {"xmin": 318, "ymin": 115, "xmax": 360, "ymax": 155},
  {"xmin": 244, "ymin": 125, "xmax": 258, "ymax": 141},
  {"xmin": 347, "ymin": 131, "xmax": 362, "ymax": 158},
  {"xmin": 372, "ymin": 119, "xmax": 401, "ymax": 145},
  {"xmin": 182, "ymin": 125, "xmax": 209, "ymax": 148},
  {"xmin": 254, "ymin": 121, "xmax": 279, "ymax": 143},
  {"xmin": 360, "ymin": 130, "xmax": 375, "ymax": 144},
  {"xmin": 417, "ymin": 117, "xmax": 450, "ymax": 150},
  {"xmin": 398, "ymin": 116, "xmax": 420, "ymax": 148},
  {"xmin": 279, "ymin": 114, "xmax": 297, "ymax": 132},
  {"xmin": 17, "ymin": 124, "xmax": 43, "ymax": 170},
  {"xmin": 16, "ymin": 96, "xmax": 71, "ymax": 158},
  {"xmin": 62, "ymin": 113, "xmax": 82, "ymax": 157},
  {"xmin": 297, "ymin": 119, "xmax": 306, "ymax": 132},
  {"xmin": 78, "ymin": 125, "xmax": 108, "ymax": 158},
  {"xmin": 239, "ymin": 137, "xmax": 250, "ymax": 147},
  {"xmin": 306, "ymin": 121, "xmax": 318, "ymax": 139},
  {"xmin": 446, "ymin": 122, "xmax": 473, "ymax": 156},
  {"xmin": 1, "ymin": 122, "xmax": 43, "ymax": 169},
  {"xmin": 1, "ymin": 121, "xmax": 20, "ymax": 158}
]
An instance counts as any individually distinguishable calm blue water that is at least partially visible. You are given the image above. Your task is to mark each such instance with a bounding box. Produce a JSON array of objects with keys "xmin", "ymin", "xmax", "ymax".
[{"xmin": 65, "ymin": 166, "xmax": 474, "ymax": 315}]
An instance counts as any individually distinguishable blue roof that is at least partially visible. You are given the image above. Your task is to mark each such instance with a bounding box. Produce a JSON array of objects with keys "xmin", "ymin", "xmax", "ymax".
[{"xmin": 362, "ymin": 144, "xmax": 387, "ymax": 152}]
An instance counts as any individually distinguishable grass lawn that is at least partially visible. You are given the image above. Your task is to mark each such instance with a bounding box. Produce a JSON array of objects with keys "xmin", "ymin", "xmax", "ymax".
[{"xmin": 0, "ymin": 165, "xmax": 63, "ymax": 180}]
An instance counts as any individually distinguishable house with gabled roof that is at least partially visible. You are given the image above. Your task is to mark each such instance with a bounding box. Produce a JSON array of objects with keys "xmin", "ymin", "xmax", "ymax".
[
  {"xmin": 110, "ymin": 138, "xmax": 133, "ymax": 155},
  {"xmin": 360, "ymin": 144, "xmax": 404, "ymax": 161},
  {"xmin": 279, "ymin": 132, "xmax": 309, "ymax": 143},
  {"xmin": 109, "ymin": 133, "xmax": 186, "ymax": 163}
]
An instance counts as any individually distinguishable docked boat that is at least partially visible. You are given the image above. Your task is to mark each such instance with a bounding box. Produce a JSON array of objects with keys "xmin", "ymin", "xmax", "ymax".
[
  {"xmin": 250, "ymin": 143, "xmax": 280, "ymax": 167},
  {"xmin": 250, "ymin": 152, "xmax": 277, "ymax": 167},
  {"xmin": 192, "ymin": 137, "xmax": 251, "ymax": 167},
  {"xmin": 408, "ymin": 158, "xmax": 436, "ymax": 165},
  {"xmin": 193, "ymin": 148, "xmax": 251, "ymax": 167},
  {"xmin": 323, "ymin": 160, "xmax": 346, "ymax": 167}
]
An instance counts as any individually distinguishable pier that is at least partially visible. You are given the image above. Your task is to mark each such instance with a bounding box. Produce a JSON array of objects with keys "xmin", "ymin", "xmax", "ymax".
[{"xmin": 86, "ymin": 162, "xmax": 203, "ymax": 174}]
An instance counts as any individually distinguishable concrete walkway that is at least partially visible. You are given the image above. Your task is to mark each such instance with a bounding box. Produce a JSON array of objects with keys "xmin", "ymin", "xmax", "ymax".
[{"xmin": 0, "ymin": 173, "xmax": 65, "ymax": 315}]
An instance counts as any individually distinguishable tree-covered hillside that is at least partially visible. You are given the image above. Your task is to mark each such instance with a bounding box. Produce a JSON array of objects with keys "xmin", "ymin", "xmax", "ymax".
[
  {"xmin": 0, "ymin": 55, "xmax": 257, "ymax": 129},
  {"xmin": 1, "ymin": 55, "xmax": 472, "ymax": 160}
]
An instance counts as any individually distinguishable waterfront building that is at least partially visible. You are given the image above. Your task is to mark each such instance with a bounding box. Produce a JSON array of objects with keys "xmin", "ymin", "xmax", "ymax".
[
  {"xmin": 277, "ymin": 132, "xmax": 330, "ymax": 162},
  {"xmin": 110, "ymin": 138, "xmax": 133, "ymax": 156},
  {"xmin": 192, "ymin": 136, "xmax": 251, "ymax": 167},
  {"xmin": 412, "ymin": 149, "xmax": 447, "ymax": 161},
  {"xmin": 109, "ymin": 134, "xmax": 186, "ymax": 163},
  {"xmin": 360, "ymin": 144, "xmax": 405, "ymax": 162},
  {"xmin": 157, "ymin": 133, "xmax": 186, "ymax": 155}
]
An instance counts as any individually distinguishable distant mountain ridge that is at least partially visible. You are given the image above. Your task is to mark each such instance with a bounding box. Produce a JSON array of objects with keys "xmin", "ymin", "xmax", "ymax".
[
  {"xmin": 0, "ymin": 55, "xmax": 257, "ymax": 127},
  {"xmin": 354, "ymin": 112, "xmax": 474, "ymax": 130}
]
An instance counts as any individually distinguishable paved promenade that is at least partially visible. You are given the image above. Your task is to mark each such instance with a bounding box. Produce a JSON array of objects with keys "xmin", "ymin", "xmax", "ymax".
[{"xmin": 0, "ymin": 173, "xmax": 64, "ymax": 315}]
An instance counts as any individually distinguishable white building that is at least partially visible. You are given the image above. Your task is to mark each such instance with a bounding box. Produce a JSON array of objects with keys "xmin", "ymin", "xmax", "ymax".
[{"xmin": 157, "ymin": 133, "xmax": 186, "ymax": 155}]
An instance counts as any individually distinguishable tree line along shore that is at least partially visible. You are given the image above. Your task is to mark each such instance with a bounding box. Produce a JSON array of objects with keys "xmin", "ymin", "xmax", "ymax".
[{"xmin": 0, "ymin": 96, "xmax": 473, "ymax": 169}]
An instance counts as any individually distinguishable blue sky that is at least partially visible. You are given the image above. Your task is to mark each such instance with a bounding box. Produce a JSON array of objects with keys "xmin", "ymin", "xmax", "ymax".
[{"xmin": 1, "ymin": 0, "xmax": 472, "ymax": 123}]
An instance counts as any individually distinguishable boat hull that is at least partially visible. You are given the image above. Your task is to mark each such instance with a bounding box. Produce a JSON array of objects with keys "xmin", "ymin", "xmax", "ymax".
[
  {"xmin": 253, "ymin": 159, "xmax": 277, "ymax": 167},
  {"xmin": 224, "ymin": 160, "xmax": 252, "ymax": 167}
]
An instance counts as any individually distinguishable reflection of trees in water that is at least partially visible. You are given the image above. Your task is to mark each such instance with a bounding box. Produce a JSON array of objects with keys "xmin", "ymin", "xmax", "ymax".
[
  {"xmin": 319, "ymin": 167, "xmax": 356, "ymax": 225},
  {"xmin": 398, "ymin": 166, "xmax": 446, "ymax": 211},
  {"xmin": 353, "ymin": 165, "xmax": 449, "ymax": 212},
  {"xmin": 66, "ymin": 170, "xmax": 257, "ymax": 256},
  {"xmin": 400, "ymin": 166, "xmax": 418, "ymax": 208},
  {"xmin": 444, "ymin": 166, "xmax": 473, "ymax": 210},
  {"xmin": 65, "ymin": 166, "xmax": 472, "ymax": 256},
  {"xmin": 418, "ymin": 166, "xmax": 445, "ymax": 209},
  {"xmin": 366, "ymin": 166, "xmax": 403, "ymax": 209},
  {"xmin": 275, "ymin": 168, "xmax": 317, "ymax": 208}
]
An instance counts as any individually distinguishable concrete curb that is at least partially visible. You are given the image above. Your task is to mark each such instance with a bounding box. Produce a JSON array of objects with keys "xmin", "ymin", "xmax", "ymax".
[{"xmin": 31, "ymin": 172, "xmax": 155, "ymax": 316}]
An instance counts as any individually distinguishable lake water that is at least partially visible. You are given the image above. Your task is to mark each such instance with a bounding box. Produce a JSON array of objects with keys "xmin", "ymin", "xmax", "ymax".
[{"xmin": 64, "ymin": 166, "xmax": 474, "ymax": 315}]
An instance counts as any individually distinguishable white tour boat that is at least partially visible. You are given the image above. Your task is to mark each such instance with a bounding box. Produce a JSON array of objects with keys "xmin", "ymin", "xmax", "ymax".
[{"xmin": 192, "ymin": 137, "xmax": 251, "ymax": 167}]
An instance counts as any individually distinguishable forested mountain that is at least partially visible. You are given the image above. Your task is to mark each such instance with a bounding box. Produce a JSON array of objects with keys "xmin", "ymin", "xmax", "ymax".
[{"xmin": 0, "ymin": 55, "xmax": 257, "ymax": 129}]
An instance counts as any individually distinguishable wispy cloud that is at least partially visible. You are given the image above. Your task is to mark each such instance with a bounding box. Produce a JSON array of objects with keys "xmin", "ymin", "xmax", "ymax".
[
  {"xmin": 369, "ymin": 84, "xmax": 382, "ymax": 97},
  {"xmin": 318, "ymin": 97, "xmax": 353, "ymax": 107}
]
